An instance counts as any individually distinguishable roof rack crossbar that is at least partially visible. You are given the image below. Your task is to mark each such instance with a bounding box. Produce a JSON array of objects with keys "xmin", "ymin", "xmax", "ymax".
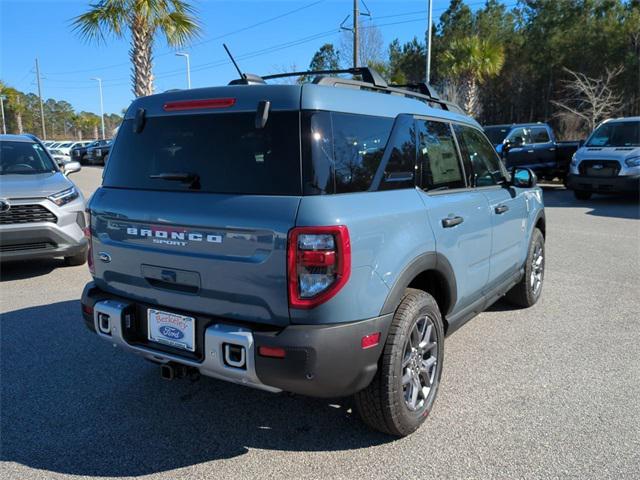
[{"xmin": 262, "ymin": 67, "xmax": 388, "ymax": 88}]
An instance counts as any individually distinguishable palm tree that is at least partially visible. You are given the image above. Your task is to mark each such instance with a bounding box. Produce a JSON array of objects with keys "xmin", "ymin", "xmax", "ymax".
[
  {"xmin": 0, "ymin": 82, "xmax": 26, "ymax": 134},
  {"xmin": 441, "ymin": 36, "xmax": 505, "ymax": 117},
  {"xmin": 73, "ymin": 0, "xmax": 200, "ymax": 97}
]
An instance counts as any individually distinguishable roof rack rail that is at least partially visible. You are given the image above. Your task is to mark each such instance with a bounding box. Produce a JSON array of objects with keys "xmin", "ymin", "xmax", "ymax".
[{"xmin": 230, "ymin": 66, "xmax": 463, "ymax": 113}]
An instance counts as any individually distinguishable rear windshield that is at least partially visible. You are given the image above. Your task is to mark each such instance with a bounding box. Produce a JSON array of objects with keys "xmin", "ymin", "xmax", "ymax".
[
  {"xmin": 483, "ymin": 126, "xmax": 510, "ymax": 145},
  {"xmin": 103, "ymin": 111, "xmax": 301, "ymax": 195}
]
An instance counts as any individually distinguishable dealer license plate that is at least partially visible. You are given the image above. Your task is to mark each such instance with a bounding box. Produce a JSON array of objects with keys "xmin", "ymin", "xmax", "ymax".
[{"xmin": 147, "ymin": 309, "xmax": 196, "ymax": 352}]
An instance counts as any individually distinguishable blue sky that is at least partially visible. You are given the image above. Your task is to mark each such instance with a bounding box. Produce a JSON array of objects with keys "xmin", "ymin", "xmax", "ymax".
[{"xmin": 1, "ymin": 0, "xmax": 480, "ymax": 115}]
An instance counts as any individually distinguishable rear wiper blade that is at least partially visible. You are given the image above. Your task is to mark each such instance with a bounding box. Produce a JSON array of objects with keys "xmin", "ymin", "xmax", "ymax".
[{"xmin": 149, "ymin": 172, "xmax": 200, "ymax": 189}]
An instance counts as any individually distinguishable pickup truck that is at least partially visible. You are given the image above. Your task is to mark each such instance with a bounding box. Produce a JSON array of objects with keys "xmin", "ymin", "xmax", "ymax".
[{"xmin": 484, "ymin": 123, "xmax": 580, "ymax": 182}]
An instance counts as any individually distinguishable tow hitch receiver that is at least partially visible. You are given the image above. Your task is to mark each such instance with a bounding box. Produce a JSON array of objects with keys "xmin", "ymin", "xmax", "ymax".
[{"xmin": 224, "ymin": 343, "xmax": 246, "ymax": 369}]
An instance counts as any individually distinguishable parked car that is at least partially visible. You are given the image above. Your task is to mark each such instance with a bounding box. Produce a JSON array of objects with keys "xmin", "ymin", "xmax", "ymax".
[
  {"xmin": 85, "ymin": 139, "xmax": 112, "ymax": 165},
  {"xmin": 49, "ymin": 148, "xmax": 71, "ymax": 165},
  {"xmin": 80, "ymin": 68, "xmax": 546, "ymax": 437},
  {"xmin": 71, "ymin": 139, "xmax": 103, "ymax": 164},
  {"xmin": 567, "ymin": 117, "xmax": 640, "ymax": 199},
  {"xmin": 484, "ymin": 123, "xmax": 580, "ymax": 182},
  {"xmin": 0, "ymin": 134, "xmax": 87, "ymax": 265}
]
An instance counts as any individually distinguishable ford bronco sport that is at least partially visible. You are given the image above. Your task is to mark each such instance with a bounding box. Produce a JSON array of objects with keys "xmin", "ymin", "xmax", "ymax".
[{"xmin": 80, "ymin": 67, "xmax": 546, "ymax": 436}]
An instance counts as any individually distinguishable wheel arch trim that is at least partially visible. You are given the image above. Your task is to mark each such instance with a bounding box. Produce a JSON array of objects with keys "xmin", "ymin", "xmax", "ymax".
[{"xmin": 379, "ymin": 252, "xmax": 457, "ymax": 318}]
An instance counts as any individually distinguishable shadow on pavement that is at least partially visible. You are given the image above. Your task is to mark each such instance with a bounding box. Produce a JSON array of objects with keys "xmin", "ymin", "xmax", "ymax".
[
  {"xmin": 0, "ymin": 300, "xmax": 392, "ymax": 477},
  {"xmin": 0, "ymin": 258, "xmax": 69, "ymax": 282},
  {"xmin": 540, "ymin": 185, "xmax": 639, "ymax": 220}
]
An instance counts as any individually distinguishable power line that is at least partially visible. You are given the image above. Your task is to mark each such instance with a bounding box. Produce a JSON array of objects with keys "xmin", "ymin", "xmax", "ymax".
[{"xmin": 42, "ymin": 0, "xmax": 327, "ymax": 77}]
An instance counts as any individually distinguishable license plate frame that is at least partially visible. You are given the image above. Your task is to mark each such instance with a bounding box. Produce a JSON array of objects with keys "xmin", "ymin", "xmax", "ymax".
[{"xmin": 147, "ymin": 308, "xmax": 196, "ymax": 352}]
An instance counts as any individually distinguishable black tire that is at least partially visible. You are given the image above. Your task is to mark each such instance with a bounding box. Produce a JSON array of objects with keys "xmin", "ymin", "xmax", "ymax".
[
  {"xmin": 574, "ymin": 190, "xmax": 592, "ymax": 200},
  {"xmin": 505, "ymin": 228, "xmax": 545, "ymax": 308},
  {"xmin": 64, "ymin": 251, "xmax": 87, "ymax": 266},
  {"xmin": 355, "ymin": 288, "xmax": 444, "ymax": 437}
]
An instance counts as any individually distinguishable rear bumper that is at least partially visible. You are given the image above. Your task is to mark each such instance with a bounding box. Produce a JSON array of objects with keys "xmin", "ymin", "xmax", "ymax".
[
  {"xmin": 81, "ymin": 282, "xmax": 392, "ymax": 398},
  {"xmin": 567, "ymin": 173, "xmax": 640, "ymax": 194}
]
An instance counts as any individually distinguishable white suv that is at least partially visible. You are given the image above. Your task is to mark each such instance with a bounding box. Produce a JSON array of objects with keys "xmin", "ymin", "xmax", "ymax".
[{"xmin": 567, "ymin": 117, "xmax": 640, "ymax": 199}]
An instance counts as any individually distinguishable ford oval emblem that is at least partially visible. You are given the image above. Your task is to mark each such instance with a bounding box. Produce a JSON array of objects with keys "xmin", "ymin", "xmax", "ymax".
[
  {"xmin": 159, "ymin": 326, "xmax": 184, "ymax": 340},
  {"xmin": 0, "ymin": 198, "xmax": 10, "ymax": 213},
  {"xmin": 98, "ymin": 252, "xmax": 111, "ymax": 263}
]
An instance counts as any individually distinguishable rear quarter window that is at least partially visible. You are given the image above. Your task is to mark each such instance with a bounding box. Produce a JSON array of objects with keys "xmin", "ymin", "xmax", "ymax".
[{"xmin": 103, "ymin": 111, "xmax": 302, "ymax": 195}]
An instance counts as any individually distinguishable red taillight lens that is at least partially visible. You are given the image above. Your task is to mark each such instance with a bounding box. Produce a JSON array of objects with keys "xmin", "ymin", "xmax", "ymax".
[
  {"xmin": 85, "ymin": 210, "xmax": 94, "ymax": 275},
  {"xmin": 361, "ymin": 332, "xmax": 381, "ymax": 349},
  {"xmin": 163, "ymin": 98, "xmax": 236, "ymax": 111},
  {"xmin": 287, "ymin": 226, "xmax": 351, "ymax": 309},
  {"xmin": 258, "ymin": 346, "xmax": 286, "ymax": 358}
]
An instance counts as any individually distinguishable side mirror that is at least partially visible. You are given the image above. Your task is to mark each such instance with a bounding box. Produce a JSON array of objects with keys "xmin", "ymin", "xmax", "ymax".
[
  {"xmin": 511, "ymin": 167, "xmax": 537, "ymax": 188},
  {"xmin": 63, "ymin": 161, "xmax": 81, "ymax": 176}
]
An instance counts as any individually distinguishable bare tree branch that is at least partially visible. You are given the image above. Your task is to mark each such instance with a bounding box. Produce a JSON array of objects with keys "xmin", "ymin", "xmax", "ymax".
[{"xmin": 551, "ymin": 66, "xmax": 624, "ymax": 132}]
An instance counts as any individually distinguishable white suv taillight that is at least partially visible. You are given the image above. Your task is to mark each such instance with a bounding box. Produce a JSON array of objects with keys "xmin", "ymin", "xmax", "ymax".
[{"xmin": 287, "ymin": 226, "xmax": 351, "ymax": 309}]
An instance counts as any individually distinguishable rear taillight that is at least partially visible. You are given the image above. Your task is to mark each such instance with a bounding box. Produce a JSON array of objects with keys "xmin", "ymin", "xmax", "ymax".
[
  {"xmin": 287, "ymin": 226, "xmax": 351, "ymax": 309},
  {"xmin": 85, "ymin": 210, "xmax": 94, "ymax": 275}
]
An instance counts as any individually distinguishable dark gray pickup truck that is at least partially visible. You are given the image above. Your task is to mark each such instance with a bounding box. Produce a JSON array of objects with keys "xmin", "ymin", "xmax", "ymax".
[{"xmin": 484, "ymin": 123, "xmax": 580, "ymax": 182}]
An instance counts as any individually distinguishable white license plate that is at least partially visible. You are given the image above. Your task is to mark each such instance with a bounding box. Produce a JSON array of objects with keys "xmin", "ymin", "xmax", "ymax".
[{"xmin": 147, "ymin": 309, "xmax": 196, "ymax": 352}]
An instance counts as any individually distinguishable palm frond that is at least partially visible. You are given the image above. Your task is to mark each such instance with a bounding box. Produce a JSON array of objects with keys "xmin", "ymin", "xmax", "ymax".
[{"xmin": 71, "ymin": 0, "xmax": 130, "ymax": 43}]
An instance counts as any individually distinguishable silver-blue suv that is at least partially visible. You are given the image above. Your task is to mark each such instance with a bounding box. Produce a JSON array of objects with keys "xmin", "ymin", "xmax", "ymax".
[{"xmin": 80, "ymin": 68, "xmax": 546, "ymax": 436}]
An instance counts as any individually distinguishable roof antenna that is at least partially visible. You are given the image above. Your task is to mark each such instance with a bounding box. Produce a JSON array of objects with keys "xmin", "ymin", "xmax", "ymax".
[{"xmin": 223, "ymin": 43, "xmax": 246, "ymax": 80}]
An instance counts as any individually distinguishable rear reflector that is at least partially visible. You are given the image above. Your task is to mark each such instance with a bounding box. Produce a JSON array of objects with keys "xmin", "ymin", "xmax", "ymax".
[
  {"xmin": 361, "ymin": 332, "xmax": 381, "ymax": 349},
  {"xmin": 258, "ymin": 346, "xmax": 286, "ymax": 359},
  {"xmin": 163, "ymin": 98, "xmax": 236, "ymax": 111},
  {"xmin": 82, "ymin": 304, "xmax": 94, "ymax": 316}
]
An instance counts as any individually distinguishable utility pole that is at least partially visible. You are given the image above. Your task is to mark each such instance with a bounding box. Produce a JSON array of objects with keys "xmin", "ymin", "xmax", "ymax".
[
  {"xmin": 426, "ymin": 0, "xmax": 433, "ymax": 84},
  {"xmin": 91, "ymin": 77, "xmax": 106, "ymax": 139},
  {"xmin": 353, "ymin": 0, "xmax": 359, "ymax": 68},
  {"xmin": 175, "ymin": 52, "xmax": 191, "ymax": 89},
  {"xmin": 35, "ymin": 58, "xmax": 46, "ymax": 139},
  {"xmin": 0, "ymin": 95, "xmax": 6, "ymax": 134}
]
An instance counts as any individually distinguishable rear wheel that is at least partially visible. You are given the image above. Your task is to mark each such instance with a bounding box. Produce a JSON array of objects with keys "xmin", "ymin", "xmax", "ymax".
[
  {"xmin": 505, "ymin": 228, "xmax": 544, "ymax": 308},
  {"xmin": 355, "ymin": 289, "xmax": 444, "ymax": 436},
  {"xmin": 574, "ymin": 190, "xmax": 592, "ymax": 200}
]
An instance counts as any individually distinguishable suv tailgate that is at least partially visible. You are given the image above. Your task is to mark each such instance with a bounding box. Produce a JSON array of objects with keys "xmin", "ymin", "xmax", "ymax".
[{"xmin": 90, "ymin": 188, "xmax": 299, "ymax": 326}]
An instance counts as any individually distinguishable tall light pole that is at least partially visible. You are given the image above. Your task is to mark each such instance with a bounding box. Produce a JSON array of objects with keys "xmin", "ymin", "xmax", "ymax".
[
  {"xmin": 35, "ymin": 58, "xmax": 46, "ymax": 139},
  {"xmin": 91, "ymin": 77, "xmax": 106, "ymax": 139},
  {"xmin": 426, "ymin": 0, "xmax": 433, "ymax": 84},
  {"xmin": 0, "ymin": 95, "xmax": 6, "ymax": 134},
  {"xmin": 175, "ymin": 52, "xmax": 191, "ymax": 89},
  {"xmin": 353, "ymin": 0, "xmax": 359, "ymax": 68}
]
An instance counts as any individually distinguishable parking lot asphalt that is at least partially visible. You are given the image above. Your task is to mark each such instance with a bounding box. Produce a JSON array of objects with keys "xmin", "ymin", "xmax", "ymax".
[{"xmin": 1, "ymin": 166, "xmax": 639, "ymax": 480}]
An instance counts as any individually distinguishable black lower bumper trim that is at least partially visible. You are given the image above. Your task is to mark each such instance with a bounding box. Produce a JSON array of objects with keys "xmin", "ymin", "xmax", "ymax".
[
  {"xmin": 567, "ymin": 173, "xmax": 640, "ymax": 194},
  {"xmin": 81, "ymin": 282, "xmax": 394, "ymax": 398}
]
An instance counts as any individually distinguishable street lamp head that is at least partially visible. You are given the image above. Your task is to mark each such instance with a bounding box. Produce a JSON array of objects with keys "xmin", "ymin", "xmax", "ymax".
[{"xmin": 175, "ymin": 52, "xmax": 189, "ymax": 58}]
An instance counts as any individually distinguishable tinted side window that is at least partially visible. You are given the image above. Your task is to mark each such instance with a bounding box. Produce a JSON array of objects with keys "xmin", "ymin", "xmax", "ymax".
[
  {"xmin": 302, "ymin": 111, "xmax": 334, "ymax": 194},
  {"xmin": 507, "ymin": 127, "xmax": 532, "ymax": 145},
  {"xmin": 531, "ymin": 127, "xmax": 550, "ymax": 143},
  {"xmin": 417, "ymin": 120, "xmax": 465, "ymax": 190},
  {"xmin": 331, "ymin": 113, "xmax": 393, "ymax": 193},
  {"xmin": 455, "ymin": 125, "xmax": 506, "ymax": 187},
  {"xmin": 377, "ymin": 115, "xmax": 416, "ymax": 191}
]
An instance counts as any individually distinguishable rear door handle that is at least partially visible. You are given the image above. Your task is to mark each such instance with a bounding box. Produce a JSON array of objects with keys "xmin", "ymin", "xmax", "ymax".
[
  {"xmin": 527, "ymin": 149, "xmax": 534, "ymax": 153},
  {"xmin": 495, "ymin": 205, "xmax": 509, "ymax": 214},
  {"xmin": 442, "ymin": 216, "xmax": 464, "ymax": 228}
]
